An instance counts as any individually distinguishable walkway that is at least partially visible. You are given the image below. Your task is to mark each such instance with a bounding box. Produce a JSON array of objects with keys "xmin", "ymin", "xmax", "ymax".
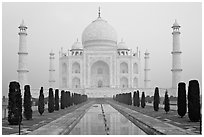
[
  {"xmin": 108, "ymin": 100, "xmax": 197, "ymax": 135},
  {"xmin": 28, "ymin": 101, "xmax": 94, "ymax": 135}
]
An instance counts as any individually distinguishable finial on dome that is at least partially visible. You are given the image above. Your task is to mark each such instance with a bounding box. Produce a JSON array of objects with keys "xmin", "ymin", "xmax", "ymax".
[
  {"xmin": 98, "ymin": 6, "xmax": 101, "ymax": 18},
  {"xmin": 121, "ymin": 38, "xmax": 124, "ymax": 42},
  {"xmin": 172, "ymin": 19, "xmax": 180, "ymax": 28},
  {"xmin": 21, "ymin": 19, "xmax": 24, "ymax": 25},
  {"xmin": 19, "ymin": 19, "xmax": 27, "ymax": 29},
  {"xmin": 77, "ymin": 38, "xmax": 78, "ymax": 42}
]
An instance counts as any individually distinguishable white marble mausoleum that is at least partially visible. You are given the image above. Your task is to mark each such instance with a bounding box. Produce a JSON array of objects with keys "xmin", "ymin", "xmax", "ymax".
[{"xmin": 59, "ymin": 11, "xmax": 142, "ymax": 97}]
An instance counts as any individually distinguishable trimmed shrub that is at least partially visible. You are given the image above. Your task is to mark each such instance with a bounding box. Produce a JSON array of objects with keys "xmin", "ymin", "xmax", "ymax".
[
  {"xmin": 8, "ymin": 81, "xmax": 22, "ymax": 125},
  {"xmin": 136, "ymin": 90, "xmax": 140, "ymax": 107},
  {"xmin": 38, "ymin": 87, "xmax": 44, "ymax": 115},
  {"xmin": 67, "ymin": 91, "xmax": 71, "ymax": 107},
  {"xmin": 48, "ymin": 88, "xmax": 54, "ymax": 113},
  {"xmin": 177, "ymin": 82, "xmax": 186, "ymax": 118},
  {"xmin": 23, "ymin": 85, "xmax": 32, "ymax": 120},
  {"xmin": 153, "ymin": 87, "xmax": 160, "ymax": 111},
  {"xmin": 164, "ymin": 90, "xmax": 170, "ymax": 113},
  {"xmin": 188, "ymin": 80, "xmax": 201, "ymax": 122},
  {"xmin": 133, "ymin": 91, "xmax": 136, "ymax": 106},
  {"xmin": 141, "ymin": 92, "xmax": 146, "ymax": 108},
  {"xmin": 55, "ymin": 89, "xmax": 59, "ymax": 111},
  {"xmin": 65, "ymin": 91, "xmax": 68, "ymax": 108},
  {"xmin": 61, "ymin": 90, "xmax": 65, "ymax": 109}
]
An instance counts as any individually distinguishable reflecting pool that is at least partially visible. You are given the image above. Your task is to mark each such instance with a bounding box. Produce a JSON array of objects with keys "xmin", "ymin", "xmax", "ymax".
[{"xmin": 69, "ymin": 104, "xmax": 147, "ymax": 135}]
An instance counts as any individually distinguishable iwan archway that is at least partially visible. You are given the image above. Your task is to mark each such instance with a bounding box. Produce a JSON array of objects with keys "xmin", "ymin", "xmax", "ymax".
[{"xmin": 90, "ymin": 60, "xmax": 110, "ymax": 88}]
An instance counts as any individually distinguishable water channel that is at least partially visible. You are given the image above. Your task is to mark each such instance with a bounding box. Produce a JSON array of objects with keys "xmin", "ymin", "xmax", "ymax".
[{"xmin": 69, "ymin": 104, "xmax": 147, "ymax": 135}]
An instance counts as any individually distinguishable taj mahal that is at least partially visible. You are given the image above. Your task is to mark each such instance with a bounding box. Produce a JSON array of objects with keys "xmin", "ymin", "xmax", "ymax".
[
  {"xmin": 57, "ymin": 9, "xmax": 150, "ymax": 98},
  {"xmin": 18, "ymin": 8, "xmax": 182, "ymax": 98}
]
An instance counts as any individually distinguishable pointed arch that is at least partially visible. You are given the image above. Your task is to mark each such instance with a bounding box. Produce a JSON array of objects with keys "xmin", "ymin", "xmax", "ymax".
[
  {"xmin": 120, "ymin": 77, "xmax": 128, "ymax": 88},
  {"xmin": 133, "ymin": 63, "xmax": 138, "ymax": 74},
  {"xmin": 62, "ymin": 77, "xmax": 67, "ymax": 88},
  {"xmin": 72, "ymin": 77, "xmax": 80, "ymax": 88},
  {"xmin": 62, "ymin": 63, "xmax": 67, "ymax": 74},
  {"xmin": 120, "ymin": 62, "xmax": 128, "ymax": 73},
  {"xmin": 133, "ymin": 77, "xmax": 138, "ymax": 88},
  {"xmin": 72, "ymin": 62, "xmax": 80, "ymax": 73}
]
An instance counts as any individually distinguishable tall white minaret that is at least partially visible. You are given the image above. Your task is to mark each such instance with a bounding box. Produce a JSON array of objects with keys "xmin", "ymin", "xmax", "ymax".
[
  {"xmin": 171, "ymin": 20, "xmax": 182, "ymax": 90},
  {"xmin": 144, "ymin": 50, "xmax": 150, "ymax": 88},
  {"xmin": 49, "ymin": 50, "xmax": 55, "ymax": 88},
  {"xmin": 17, "ymin": 20, "xmax": 29, "ymax": 89}
]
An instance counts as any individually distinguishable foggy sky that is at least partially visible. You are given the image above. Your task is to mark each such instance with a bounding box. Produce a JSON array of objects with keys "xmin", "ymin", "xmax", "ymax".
[{"xmin": 2, "ymin": 2, "xmax": 202, "ymax": 97}]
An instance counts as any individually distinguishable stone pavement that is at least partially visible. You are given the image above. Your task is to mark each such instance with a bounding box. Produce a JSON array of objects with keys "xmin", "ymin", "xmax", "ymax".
[
  {"xmin": 28, "ymin": 101, "xmax": 94, "ymax": 135},
  {"xmin": 108, "ymin": 101, "xmax": 197, "ymax": 135}
]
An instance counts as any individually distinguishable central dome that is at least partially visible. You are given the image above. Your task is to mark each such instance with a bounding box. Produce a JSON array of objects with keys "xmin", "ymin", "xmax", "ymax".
[{"xmin": 82, "ymin": 17, "xmax": 117, "ymax": 47}]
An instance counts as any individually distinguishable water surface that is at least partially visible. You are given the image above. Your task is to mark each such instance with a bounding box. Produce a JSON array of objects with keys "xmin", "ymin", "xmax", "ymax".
[{"xmin": 69, "ymin": 104, "xmax": 147, "ymax": 135}]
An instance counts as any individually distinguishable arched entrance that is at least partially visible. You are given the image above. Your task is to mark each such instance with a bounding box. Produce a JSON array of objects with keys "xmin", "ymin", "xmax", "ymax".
[{"xmin": 91, "ymin": 60, "xmax": 110, "ymax": 88}]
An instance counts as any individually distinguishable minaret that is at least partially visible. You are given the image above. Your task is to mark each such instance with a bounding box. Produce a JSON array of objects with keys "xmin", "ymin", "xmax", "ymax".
[
  {"xmin": 49, "ymin": 50, "xmax": 55, "ymax": 88},
  {"xmin": 171, "ymin": 20, "xmax": 182, "ymax": 90},
  {"xmin": 144, "ymin": 50, "xmax": 150, "ymax": 88},
  {"xmin": 17, "ymin": 20, "xmax": 29, "ymax": 89}
]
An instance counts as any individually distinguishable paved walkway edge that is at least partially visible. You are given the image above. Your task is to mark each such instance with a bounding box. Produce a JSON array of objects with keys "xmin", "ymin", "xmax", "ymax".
[
  {"xmin": 108, "ymin": 101, "xmax": 197, "ymax": 135},
  {"xmin": 28, "ymin": 101, "xmax": 94, "ymax": 135}
]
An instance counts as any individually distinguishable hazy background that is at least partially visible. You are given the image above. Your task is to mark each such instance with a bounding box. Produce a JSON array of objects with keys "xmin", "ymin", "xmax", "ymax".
[{"xmin": 2, "ymin": 2, "xmax": 202, "ymax": 97}]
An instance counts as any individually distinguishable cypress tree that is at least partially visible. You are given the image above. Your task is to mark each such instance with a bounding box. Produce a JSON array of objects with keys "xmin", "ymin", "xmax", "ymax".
[
  {"xmin": 70, "ymin": 92, "xmax": 73, "ymax": 106},
  {"xmin": 153, "ymin": 87, "xmax": 160, "ymax": 111},
  {"xmin": 55, "ymin": 89, "xmax": 59, "ymax": 111},
  {"xmin": 38, "ymin": 87, "xmax": 44, "ymax": 115},
  {"xmin": 65, "ymin": 91, "xmax": 68, "ymax": 108},
  {"xmin": 8, "ymin": 81, "xmax": 22, "ymax": 125},
  {"xmin": 141, "ymin": 92, "xmax": 146, "ymax": 108},
  {"xmin": 23, "ymin": 85, "xmax": 32, "ymax": 120},
  {"xmin": 136, "ymin": 90, "xmax": 140, "ymax": 107},
  {"xmin": 188, "ymin": 80, "xmax": 201, "ymax": 122},
  {"xmin": 68, "ymin": 91, "xmax": 71, "ymax": 107},
  {"xmin": 164, "ymin": 90, "xmax": 170, "ymax": 114},
  {"xmin": 128, "ymin": 92, "xmax": 132, "ymax": 105},
  {"xmin": 133, "ymin": 91, "xmax": 136, "ymax": 106},
  {"xmin": 48, "ymin": 88, "xmax": 54, "ymax": 113},
  {"xmin": 177, "ymin": 82, "xmax": 186, "ymax": 118},
  {"xmin": 61, "ymin": 90, "xmax": 65, "ymax": 109}
]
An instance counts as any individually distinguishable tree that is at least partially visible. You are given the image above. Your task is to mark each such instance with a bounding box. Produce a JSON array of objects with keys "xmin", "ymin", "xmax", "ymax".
[
  {"xmin": 65, "ymin": 91, "xmax": 68, "ymax": 108},
  {"xmin": 141, "ymin": 92, "xmax": 146, "ymax": 108},
  {"xmin": 153, "ymin": 87, "xmax": 160, "ymax": 111},
  {"xmin": 48, "ymin": 88, "xmax": 54, "ymax": 113},
  {"xmin": 38, "ymin": 87, "xmax": 44, "ymax": 115},
  {"xmin": 23, "ymin": 85, "xmax": 32, "ymax": 120},
  {"xmin": 8, "ymin": 81, "xmax": 22, "ymax": 125},
  {"xmin": 55, "ymin": 89, "xmax": 59, "ymax": 111},
  {"xmin": 68, "ymin": 91, "xmax": 71, "ymax": 107},
  {"xmin": 177, "ymin": 82, "xmax": 186, "ymax": 118},
  {"xmin": 164, "ymin": 90, "xmax": 170, "ymax": 114},
  {"xmin": 61, "ymin": 90, "xmax": 65, "ymax": 109},
  {"xmin": 188, "ymin": 80, "xmax": 201, "ymax": 122},
  {"xmin": 133, "ymin": 91, "xmax": 136, "ymax": 106},
  {"xmin": 136, "ymin": 90, "xmax": 140, "ymax": 107}
]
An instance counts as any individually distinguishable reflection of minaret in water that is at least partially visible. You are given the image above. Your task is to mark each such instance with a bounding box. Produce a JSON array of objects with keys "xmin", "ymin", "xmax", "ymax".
[
  {"xmin": 171, "ymin": 20, "xmax": 182, "ymax": 92},
  {"xmin": 17, "ymin": 20, "xmax": 29, "ymax": 89},
  {"xmin": 49, "ymin": 50, "xmax": 55, "ymax": 88},
  {"xmin": 144, "ymin": 50, "xmax": 150, "ymax": 88}
]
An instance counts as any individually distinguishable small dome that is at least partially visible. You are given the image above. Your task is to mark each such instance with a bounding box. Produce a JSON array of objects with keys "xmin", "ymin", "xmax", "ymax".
[
  {"xmin": 82, "ymin": 17, "xmax": 117, "ymax": 47},
  {"xmin": 72, "ymin": 39, "xmax": 83, "ymax": 50},
  {"xmin": 117, "ymin": 39, "xmax": 128, "ymax": 49}
]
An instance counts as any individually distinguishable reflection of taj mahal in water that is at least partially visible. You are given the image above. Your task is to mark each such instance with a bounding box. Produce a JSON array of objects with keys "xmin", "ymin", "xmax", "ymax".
[{"xmin": 59, "ymin": 10, "xmax": 149, "ymax": 97}]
